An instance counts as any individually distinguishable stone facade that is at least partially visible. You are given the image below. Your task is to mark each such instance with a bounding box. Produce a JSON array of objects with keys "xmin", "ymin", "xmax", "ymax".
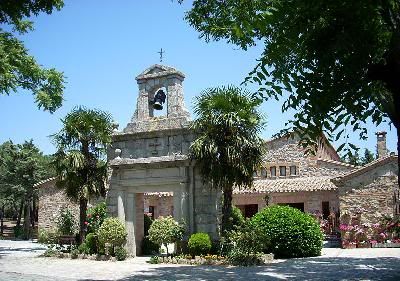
[
  {"xmin": 36, "ymin": 178, "xmax": 102, "ymax": 232},
  {"xmin": 36, "ymin": 178, "xmax": 80, "ymax": 232},
  {"xmin": 335, "ymin": 155, "xmax": 399, "ymax": 225}
]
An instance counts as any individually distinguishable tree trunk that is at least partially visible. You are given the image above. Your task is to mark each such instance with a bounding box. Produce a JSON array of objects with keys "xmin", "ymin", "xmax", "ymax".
[
  {"xmin": 31, "ymin": 198, "xmax": 36, "ymax": 228},
  {"xmin": 23, "ymin": 200, "xmax": 31, "ymax": 240},
  {"xmin": 16, "ymin": 200, "xmax": 24, "ymax": 227},
  {"xmin": 221, "ymin": 184, "xmax": 233, "ymax": 236},
  {"xmin": 79, "ymin": 197, "xmax": 88, "ymax": 244},
  {"xmin": 0, "ymin": 205, "xmax": 4, "ymax": 235}
]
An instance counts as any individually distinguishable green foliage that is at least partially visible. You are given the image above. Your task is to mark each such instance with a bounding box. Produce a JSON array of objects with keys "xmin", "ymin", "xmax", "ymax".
[
  {"xmin": 78, "ymin": 243, "xmax": 90, "ymax": 255},
  {"xmin": 231, "ymin": 206, "xmax": 245, "ymax": 228},
  {"xmin": 56, "ymin": 208, "xmax": 76, "ymax": 235},
  {"xmin": 13, "ymin": 225, "xmax": 23, "ymax": 238},
  {"xmin": 84, "ymin": 233, "xmax": 97, "ymax": 255},
  {"xmin": 38, "ymin": 229, "xmax": 59, "ymax": 245},
  {"xmin": 0, "ymin": 0, "xmax": 65, "ymax": 112},
  {"xmin": 70, "ymin": 248, "xmax": 80, "ymax": 259},
  {"xmin": 144, "ymin": 214, "xmax": 153, "ymax": 236},
  {"xmin": 251, "ymin": 205, "xmax": 323, "ymax": 258},
  {"xmin": 362, "ymin": 149, "xmax": 376, "ymax": 165},
  {"xmin": 114, "ymin": 246, "xmax": 128, "ymax": 261},
  {"xmin": 53, "ymin": 107, "xmax": 115, "ymax": 243},
  {"xmin": 142, "ymin": 215, "xmax": 159, "ymax": 255},
  {"xmin": 43, "ymin": 248, "xmax": 59, "ymax": 257},
  {"xmin": 86, "ymin": 202, "xmax": 107, "ymax": 234},
  {"xmin": 97, "ymin": 218, "xmax": 127, "ymax": 250},
  {"xmin": 148, "ymin": 216, "xmax": 185, "ymax": 255},
  {"xmin": 227, "ymin": 220, "xmax": 269, "ymax": 266},
  {"xmin": 188, "ymin": 233, "xmax": 212, "ymax": 256},
  {"xmin": 148, "ymin": 255, "xmax": 161, "ymax": 264},
  {"xmin": 185, "ymin": 0, "xmax": 400, "ymax": 157},
  {"xmin": 190, "ymin": 86, "xmax": 264, "ymax": 234}
]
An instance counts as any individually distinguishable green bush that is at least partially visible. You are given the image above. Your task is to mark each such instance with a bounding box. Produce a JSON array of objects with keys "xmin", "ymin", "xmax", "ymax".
[
  {"xmin": 86, "ymin": 202, "xmax": 107, "ymax": 234},
  {"xmin": 84, "ymin": 233, "xmax": 98, "ymax": 254},
  {"xmin": 144, "ymin": 214, "xmax": 153, "ymax": 236},
  {"xmin": 227, "ymin": 220, "xmax": 269, "ymax": 266},
  {"xmin": 251, "ymin": 205, "xmax": 323, "ymax": 258},
  {"xmin": 70, "ymin": 247, "xmax": 80, "ymax": 259},
  {"xmin": 188, "ymin": 233, "xmax": 212, "ymax": 256},
  {"xmin": 148, "ymin": 216, "xmax": 185, "ymax": 255},
  {"xmin": 56, "ymin": 208, "xmax": 76, "ymax": 235},
  {"xmin": 142, "ymin": 214, "xmax": 159, "ymax": 255},
  {"xmin": 78, "ymin": 243, "xmax": 90, "ymax": 255},
  {"xmin": 37, "ymin": 229, "xmax": 59, "ymax": 244},
  {"xmin": 231, "ymin": 206, "xmax": 245, "ymax": 229},
  {"xmin": 114, "ymin": 246, "xmax": 128, "ymax": 261},
  {"xmin": 97, "ymin": 217, "xmax": 127, "ymax": 251}
]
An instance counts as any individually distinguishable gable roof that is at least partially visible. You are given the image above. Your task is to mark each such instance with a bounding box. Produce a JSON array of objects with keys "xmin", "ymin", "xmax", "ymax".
[
  {"xmin": 135, "ymin": 64, "xmax": 185, "ymax": 81},
  {"xmin": 332, "ymin": 154, "xmax": 398, "ymax": 184}
]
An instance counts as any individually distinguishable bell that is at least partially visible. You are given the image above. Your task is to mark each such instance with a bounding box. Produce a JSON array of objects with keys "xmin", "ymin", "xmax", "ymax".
[
  {"xmin": 153, "ymin": 99, "xmax": 163, "ymax": 110},
  {"xmin": 152, "ymin": 89, "xmax": 166, "ymax": 110}
]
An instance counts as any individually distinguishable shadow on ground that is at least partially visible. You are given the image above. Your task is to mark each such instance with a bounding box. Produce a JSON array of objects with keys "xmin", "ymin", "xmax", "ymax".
[
  {"xmin": 0, "ymin": 244, "xmax": 45, "ymax": 259},
  {"xmin": 103, "ymin": 257, "xmax": 400, "ymax": 281}
]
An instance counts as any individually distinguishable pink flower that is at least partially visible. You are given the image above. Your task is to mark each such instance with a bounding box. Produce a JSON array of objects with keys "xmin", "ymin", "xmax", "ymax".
[{"xmin": 84, "ymin": 221, "xmax": 88, "ymax": 225}]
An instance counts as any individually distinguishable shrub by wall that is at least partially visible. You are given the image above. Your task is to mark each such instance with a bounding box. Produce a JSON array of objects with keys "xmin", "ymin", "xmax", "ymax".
[
  {"xmin": 188, "ymin": 232, "xmax": 212, "ymax": 256},
  {"xmin": 97, "ymin": 218, "xmax": 127, "ymax": 251},
  {"xmin": 251, "ymin": 205, "xmax": 323, "ymax": 258}
]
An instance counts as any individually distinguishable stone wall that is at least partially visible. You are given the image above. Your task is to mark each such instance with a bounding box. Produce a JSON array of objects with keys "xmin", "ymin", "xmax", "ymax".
[
  {"xmin": 338, "ymin": 160, "xmax": 398, "ymax": 225},
  {"xmin": 144, "ymin": 195, "xmax": 174, "ymax": 218},
  {"xmin": 263, "ymin": 135, "xmax": 353, "ymax": 178},
  {"xmin": 38, "ymin": 179, "xmax": 80, "ymax": 232}
]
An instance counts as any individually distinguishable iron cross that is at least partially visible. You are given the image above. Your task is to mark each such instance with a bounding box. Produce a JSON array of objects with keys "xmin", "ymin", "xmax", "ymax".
[{"xmin": 158, "ymin": 48, "xmax": 165, "ymax": 62}]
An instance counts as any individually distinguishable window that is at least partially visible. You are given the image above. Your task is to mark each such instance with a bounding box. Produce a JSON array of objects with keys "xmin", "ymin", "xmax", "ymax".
[
  {"xmin": 279, "ymin": 166, "xmax": 286, "ymax": 176},
  {"xmin": 261, "ymin": 168, "xmax": 267, "ymax": 178},
  {"xmin": 270, "ymin": 166, "xmax": 276, "ymax": 177},
  {"xmin": 290, "ymin": 165, "xmax": 297, "ymax": 175}
]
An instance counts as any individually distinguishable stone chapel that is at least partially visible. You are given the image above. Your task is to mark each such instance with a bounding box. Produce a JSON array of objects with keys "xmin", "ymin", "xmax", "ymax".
[{"xmin": 36, "ymin": 64, "xmax": 399, "ymax": 257}]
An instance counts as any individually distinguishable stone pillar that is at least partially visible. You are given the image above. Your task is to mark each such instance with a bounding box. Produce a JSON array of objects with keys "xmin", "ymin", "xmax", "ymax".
[
  {"xmin": 117, "ymin": 191, "xmax": 126, "ymax": 222},
  {"xmin": 125, "ymin": 193, "xmax": 136, "ymax": 256},
  {"xmin": 173, "ymin": 188, "xmax": 190, "ymax": 228}
]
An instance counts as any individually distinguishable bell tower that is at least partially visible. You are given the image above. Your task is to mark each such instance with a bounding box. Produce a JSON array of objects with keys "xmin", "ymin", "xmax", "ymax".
[{"xmin": 124, "ymin": 64, "xmax": 191, "ymax": 133}]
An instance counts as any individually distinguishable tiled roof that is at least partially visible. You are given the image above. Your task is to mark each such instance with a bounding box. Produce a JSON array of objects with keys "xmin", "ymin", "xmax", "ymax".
[
  {"xmin": 333, "ymin": 154, "xmax": 398, "ymax": 183},
  {"xmin": 234, "ymin": 176, "xmax": 337, "ymax": 194},
  {"xmin": 33, "ymin": 177, "xmax": 57, "ymax": 188}
]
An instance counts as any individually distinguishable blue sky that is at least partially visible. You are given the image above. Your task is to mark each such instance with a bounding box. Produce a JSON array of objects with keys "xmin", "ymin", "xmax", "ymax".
[{"xmin": 0, "ymin": 0, "xmax": 396, "ymax": 156}]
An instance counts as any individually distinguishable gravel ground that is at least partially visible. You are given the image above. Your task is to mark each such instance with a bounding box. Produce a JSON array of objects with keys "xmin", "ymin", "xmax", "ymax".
[{"xmin": 1, "ymin": 240, "xmax": 400, "ymax": 280}]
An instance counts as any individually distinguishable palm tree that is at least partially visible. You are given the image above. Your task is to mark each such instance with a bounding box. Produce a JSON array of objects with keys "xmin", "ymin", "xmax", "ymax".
[
  {"xmin": 190, "ymin": 86, "xmax": 264, "ymax": 235},
  {"xmin": 53, "ymin": 107, "xmax": 115, "ymax": 243}
]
